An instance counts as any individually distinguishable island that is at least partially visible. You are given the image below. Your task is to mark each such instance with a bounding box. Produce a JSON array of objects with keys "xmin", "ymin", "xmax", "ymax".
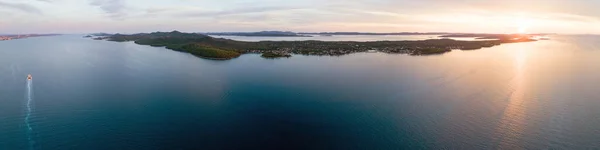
[{"xmin": 96, "ymin": 31, "xmax": 536, "ymax": 60}]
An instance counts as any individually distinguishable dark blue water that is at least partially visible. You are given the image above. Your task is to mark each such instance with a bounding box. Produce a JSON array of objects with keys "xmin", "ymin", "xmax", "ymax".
[{"xmin": 1, "ymin": 35, "xmax": 600, "ymax": 149}]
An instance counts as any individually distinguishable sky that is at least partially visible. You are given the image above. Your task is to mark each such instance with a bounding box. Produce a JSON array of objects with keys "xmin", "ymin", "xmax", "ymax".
[{"xmin": 1, "ymin": 0, "xmax": 600, "ymax": 34}]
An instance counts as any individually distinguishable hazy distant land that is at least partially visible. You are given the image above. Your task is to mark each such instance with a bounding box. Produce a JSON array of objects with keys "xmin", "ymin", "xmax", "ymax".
[
  {"xmin": 302, "ymin": 32, "xmax": 451, "ymax": 36},
  {"xmin": 0, "ymin": 34, "xmax": 60, "ymax": 41},
  {"xmin": 205, "ymin": 31, "xmax": 452, "ymax": 37},
  {"xmin": 89, "ymin": 31, "xmax": 537, "ymax": 60},
  {"xmin": 440, "ymin": 33, "xmax": 548, "ymax": 39},
  {"xmin": 205, "ymin": 31, "xmax": 312, "ymax": 37}
]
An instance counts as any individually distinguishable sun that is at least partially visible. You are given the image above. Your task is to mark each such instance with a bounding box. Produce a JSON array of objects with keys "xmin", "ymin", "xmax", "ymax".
[
  {"xmin": 518, "ymin": 26, "xmax": 528, "ymax": 34},
  {"xmin": 516, "ymin": 19, "xmax": 532, "ymax": 34}
]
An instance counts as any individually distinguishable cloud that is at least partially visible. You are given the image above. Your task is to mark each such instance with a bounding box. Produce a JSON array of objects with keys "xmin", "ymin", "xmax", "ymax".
[
  {"xmin": 2, "ymin": 0, "xmax": 600, "ymax": 34},
  {"xmin": 180, "ymin": 6, "xmax": 302, "ymax": 17},
  {"xmin": 0, "ymin": 1, "xmax": 42, "ymax": 14},
  {"xmin": 90, "ymin": 0, "xmax": 127, "ymax": 19}
]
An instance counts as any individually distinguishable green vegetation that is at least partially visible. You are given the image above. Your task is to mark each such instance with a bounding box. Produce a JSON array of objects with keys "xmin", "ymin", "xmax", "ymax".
[
  {"xmin": 99, "ymin": 31, "xmax": 537, "ymax": 60},
  {"xmin": 106, "ymin": 31, "xmax": 240, "ymax": 59},
  {"xmin": 176, "ymin": 44, "xmax": 240, "ymax": 59}
]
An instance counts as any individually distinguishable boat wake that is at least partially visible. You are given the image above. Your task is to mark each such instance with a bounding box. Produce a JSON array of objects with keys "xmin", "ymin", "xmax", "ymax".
[{"xmin": 25, "ymin": 78, "xmax": 34, "ymax": 149}]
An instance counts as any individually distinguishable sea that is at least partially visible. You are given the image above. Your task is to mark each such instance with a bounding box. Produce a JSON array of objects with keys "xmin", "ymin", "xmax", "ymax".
[{"xmin": 1, "ymin": 34, "xmax": 600, "ymax": 149}]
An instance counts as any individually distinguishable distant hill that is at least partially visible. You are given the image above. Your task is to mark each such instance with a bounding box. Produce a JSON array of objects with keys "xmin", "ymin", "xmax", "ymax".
[
  {"xmin": 106, "ymin": 31, "xmax": 241, "ymax": 59},
  {"xmin": 439, "ymin": 33, "xmax": 546, "ymax": 40},
  {"xmin": 205, "ymin": 31, "xmax": 311, "ymax": 37},
  {"xmin": 300, "ymin": 32, "xmax": 452, "ymax": 35}
]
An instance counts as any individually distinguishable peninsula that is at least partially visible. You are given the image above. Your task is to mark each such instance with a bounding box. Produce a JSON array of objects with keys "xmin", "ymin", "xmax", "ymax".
[{"xmin": 97, "ymin": 31, "xmax": 536, "ymax": 60}]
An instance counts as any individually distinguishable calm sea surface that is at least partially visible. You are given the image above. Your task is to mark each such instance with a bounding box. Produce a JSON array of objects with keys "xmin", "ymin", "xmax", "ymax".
[{"xmin": 1, "ymin": 35, "xmax": 600, "ymax": 149}]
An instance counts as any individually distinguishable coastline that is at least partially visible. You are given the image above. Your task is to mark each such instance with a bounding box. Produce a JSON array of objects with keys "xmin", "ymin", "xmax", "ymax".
[{"xmin": 96, "ymin": 31, "xmax": 537, "ymax": 60}]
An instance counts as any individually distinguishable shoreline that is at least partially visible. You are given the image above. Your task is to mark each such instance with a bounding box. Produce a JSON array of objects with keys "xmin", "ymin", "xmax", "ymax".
[{"xmin": 96, "ymin": 31, "xmax": 537, "ymax": 60}]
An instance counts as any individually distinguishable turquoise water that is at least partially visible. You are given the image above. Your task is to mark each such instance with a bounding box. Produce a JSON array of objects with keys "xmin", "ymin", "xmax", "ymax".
[{"xmin": 1, "ymin": 35, "xmax": 600, "ymax": 149}]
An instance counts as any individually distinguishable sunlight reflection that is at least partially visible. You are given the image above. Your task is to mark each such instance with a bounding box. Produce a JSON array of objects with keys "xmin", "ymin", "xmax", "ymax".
[{"xmin": 495, "ymin": 48, "xmax": 528, "ymax": 149}]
